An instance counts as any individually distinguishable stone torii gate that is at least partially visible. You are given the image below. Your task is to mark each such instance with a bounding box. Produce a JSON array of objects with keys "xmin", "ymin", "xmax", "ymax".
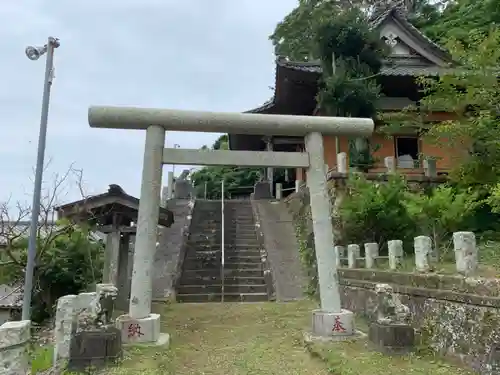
[{"xmin": 88, "ymin": 105, "xmax": 374, "ymax": 344}]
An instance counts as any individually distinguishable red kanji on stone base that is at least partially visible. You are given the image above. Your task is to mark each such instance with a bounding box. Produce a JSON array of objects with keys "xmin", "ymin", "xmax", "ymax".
[
  {"xmin": 332, "ymin": 315, "xmax": 346, "ymax": 333},
  {"xmin": 127, "ymin": 323, "xmax": 145, "ymax": 338}
]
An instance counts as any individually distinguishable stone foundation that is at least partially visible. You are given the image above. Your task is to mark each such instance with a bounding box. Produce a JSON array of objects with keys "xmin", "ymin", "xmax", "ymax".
[
  {"xmin": 368, "ymin": 322, "xmax": 415, "ymax": 354},
  {"xmin": 310, "ymin": 309, "xmax": 355, "ymax": 339},
  {"xmin": 115, "ymin": 313, "xmax": 169, "ymax": 346}
]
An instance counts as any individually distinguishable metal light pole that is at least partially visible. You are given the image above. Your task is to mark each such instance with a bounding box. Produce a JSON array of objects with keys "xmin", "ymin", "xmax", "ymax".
[
  {"xmin": 21, "ymin": 37, "xmax": 60, "ymax": 320},
  {"xmin": 172, "ymin": 143, "xmax": 180, "ymax": 177}
]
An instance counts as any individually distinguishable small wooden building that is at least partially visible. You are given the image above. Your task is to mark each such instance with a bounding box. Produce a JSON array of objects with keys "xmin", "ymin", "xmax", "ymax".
[
  {"xmin": 55, "ymin": 184, "xmax": 174, "ymax": 309},
  {"xmin": 229, "ymin": 6, "xmax": 460, "ymax": 180}
]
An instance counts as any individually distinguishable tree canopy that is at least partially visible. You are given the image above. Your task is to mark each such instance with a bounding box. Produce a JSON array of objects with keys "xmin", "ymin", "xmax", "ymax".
[
  {"xmin": 421, "ymin": 0, "xmax": 500, "ymax": 44},
  {"xmin": 193, "ymin": 0, "xmax": 500, "ymax": 196}
]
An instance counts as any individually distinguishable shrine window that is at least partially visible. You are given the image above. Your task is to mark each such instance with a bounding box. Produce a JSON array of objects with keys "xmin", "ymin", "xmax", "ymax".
[{"xmin": 395, "ymin": 136, "xmax": 419, "ymax": 168}]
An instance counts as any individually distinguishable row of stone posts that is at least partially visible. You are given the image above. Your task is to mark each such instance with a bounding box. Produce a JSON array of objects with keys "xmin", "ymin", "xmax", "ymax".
[{"xmin": 334, "ymin": 231, "xmax": 477, "ymax": 275}]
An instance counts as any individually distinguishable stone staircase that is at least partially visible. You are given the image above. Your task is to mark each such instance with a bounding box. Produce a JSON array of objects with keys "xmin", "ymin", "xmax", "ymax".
[{"xmin": 176, "ymin": 200, "xmax": 269, "ymax": 302}]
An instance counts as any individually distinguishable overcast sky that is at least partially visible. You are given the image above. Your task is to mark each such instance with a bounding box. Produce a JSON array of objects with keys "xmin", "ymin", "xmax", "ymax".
[{"xmin": 1, "ymin": 0, "xmax": 296, "ymax": 210}]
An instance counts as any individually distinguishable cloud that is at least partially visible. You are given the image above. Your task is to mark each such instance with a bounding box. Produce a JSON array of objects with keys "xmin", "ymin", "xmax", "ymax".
[{"xmin": 0, "ymin": 0, "xmax": 295, "ymax": 206}]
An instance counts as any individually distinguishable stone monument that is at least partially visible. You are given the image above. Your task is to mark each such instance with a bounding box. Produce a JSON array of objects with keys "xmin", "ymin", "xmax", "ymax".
[
  {"xmin": 67, "ymin": 284, "xmax": 122, "ymax": 372},
  {"xmin": 368, "ymin": 283, "xmax": 414, "ymax": 354},
  {"xmin": 173, "ymin": 169, "xmax": 193, "ymax": 199}
]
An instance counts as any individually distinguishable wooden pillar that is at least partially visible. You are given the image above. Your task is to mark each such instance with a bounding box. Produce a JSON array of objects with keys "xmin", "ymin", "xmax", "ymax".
[
  {"xmin": 265, "ymin": 136, "xmax": 274, "ymax": 196},
  {"xmin": 116, "ymin": 233, "xmax": 131, "ymax": 311},
  {"xmin": 102, "ymin": 216, "xmax": 120, "ymax": 285}
]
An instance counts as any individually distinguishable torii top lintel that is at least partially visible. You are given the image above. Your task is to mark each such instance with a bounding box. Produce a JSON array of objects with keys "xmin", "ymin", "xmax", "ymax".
[{"xmin": 88, "ymin": 106, "xmax": 374, "ymax": 137}]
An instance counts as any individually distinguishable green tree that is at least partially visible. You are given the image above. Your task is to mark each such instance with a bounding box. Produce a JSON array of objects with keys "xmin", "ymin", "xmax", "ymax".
[
  {"xmin": 269, "ymin": 0, "xmax": 443, "ymax": 61},
  {"xmin": 403, "ymin": 186, "xmax": 482, "ymax": 259},
  {"xmin": 314, "ymin": 8, "xmax": 388, "ymax": 170},
  {"xmin": 191, "ymin": 135, "xmax": 292, "ymax": 198},
  {"xmin": 422, "ymin": 0, "xmax": 500, "ymax": 44},
  {"xmin": 339, "ymin": 174, "xmax": 416, "ymax": 251},
  {"xmin": 3, "ymin": 223, "xmax": 103, "ymax": 322},
  {"xmin": 0, "ymin": 166, "xmax": 104, "ymax": 323},
  {"xmin": 191, "ymin": 135, "xmax": 264, "ymax": 198},
  {"xmin": 416, "ymin": 30, "xmax": 500, "ymax": 189}
]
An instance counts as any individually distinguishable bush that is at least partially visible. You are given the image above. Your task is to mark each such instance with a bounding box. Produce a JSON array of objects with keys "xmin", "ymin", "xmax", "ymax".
[
  {"xmin": 3, "ymin": 224, "xmax": 103, "ymax": 323},
  {"xmin": 339, "ymin": 174, "xmax": 416, "ymax": 254},
  {"xmin": 403, "ymin": 185, "xmax": 482, "ymax": 259}
]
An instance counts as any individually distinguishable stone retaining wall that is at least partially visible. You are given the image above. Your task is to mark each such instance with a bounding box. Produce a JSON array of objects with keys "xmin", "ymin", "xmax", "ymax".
[
  {"xmin": 339, "ymin": 269, "xmax": 500, "ymax": 375},
  {"xmin": 153, "ymin": 199, "xmax": 195, "ymax": 301}
]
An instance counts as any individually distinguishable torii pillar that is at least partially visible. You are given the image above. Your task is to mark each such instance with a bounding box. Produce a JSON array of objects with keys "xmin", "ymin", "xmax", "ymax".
[{"xmin": 88, "ymin": 106, "xmax": 374, "ymax": 344}]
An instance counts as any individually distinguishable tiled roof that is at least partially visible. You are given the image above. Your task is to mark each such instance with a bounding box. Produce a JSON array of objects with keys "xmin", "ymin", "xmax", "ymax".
[
  {"xmin": 244, "ymin": 99, "xmax": 275, "ymax": 114},
  {"xmin": 55, "ymin": 184, "xmax": 173, "ymax": 227},
  {"xmin": 243, "ymin": 5, "xmax": 452, "ymax": 114},
  {"xmin": 370, "ymin": 6, "xmax": 450, "ymax": 58},
  {"xmin": 276, "ymin": 58, "xmax": 453, "ymax": 77},
  {"xmin": 0, "ymin": 284, "xmax": 23, "ymax": 308}
]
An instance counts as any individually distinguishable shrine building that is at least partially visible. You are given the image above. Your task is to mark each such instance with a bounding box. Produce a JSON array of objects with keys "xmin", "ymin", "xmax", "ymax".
[{"xmin": 229, "ymin": 6, "xmax": 461, "ymax": 183}]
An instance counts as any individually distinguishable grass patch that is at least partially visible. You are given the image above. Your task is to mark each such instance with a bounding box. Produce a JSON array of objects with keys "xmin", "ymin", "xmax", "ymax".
[
  {"xmin": 104, "ymin": 301, "xmax": 472, "ymax": 375},
  {"xmin": 31, "ymin": 344, "xmax": 53, "ymax": 373},
  {"xmin": 306, "ymin": 339, "xmax": 474, "ymax": 375}
]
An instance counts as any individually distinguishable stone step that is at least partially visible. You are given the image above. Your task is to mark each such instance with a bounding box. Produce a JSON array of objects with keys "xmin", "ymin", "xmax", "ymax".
[
  {"xmin": 177, "ymin": 284, "xmax": 268, "ymax": 295},
  {"xmin": 182, "ymin": 261, "xmax": 263, "ymax": 270},
  {"xmin": 179, "ymin": 268, "xmax": 264, "ymax": 279},
  {"xmin": 179, "ymin": 275, "xmax": 266, "ymax": 285},
  {"xmin": 185, "ymin": 244, "xmax": 261, "ymax": 250},
  {"xmin": 227, "ymin": 234, "xmax": 258, "ymax": 239},
  {"xmin": 176, "ymin": 293, "xmax": 269, "ymax": 303},
  {"xmin": 184, "ymin": 250, "xmax": 266, "ymax": 262},
  {"xmin": 184, "ymin": 254, "xmax": 263, "ymax": 263},
  {"xmin": 186, "ymin": 246, "xmax": 261, "ymax": 254},
  {"xmin": 224, "ymin": 228, "xmax": 257, "ymax": 233}
]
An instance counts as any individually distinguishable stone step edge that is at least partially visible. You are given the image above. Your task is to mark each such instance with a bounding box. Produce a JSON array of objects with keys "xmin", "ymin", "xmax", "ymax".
[
  {"xmin": 177, "ymin": 284, "xmax": 266, "ymax": 288},
  {"xmin": 176, "ymin": 293, "xmax": 269, "ymax": 297}
]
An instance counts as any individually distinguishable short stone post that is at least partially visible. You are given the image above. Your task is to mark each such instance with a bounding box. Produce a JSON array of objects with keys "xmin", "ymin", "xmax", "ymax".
[
  {"xmin": 414, "ymin": 236, "xmax": 432, "ymax": 272},
  {"xmin": 423, "ymin": 158, "xmax": 437, "ymax": 178},
  {"xmin": 53, "ymin": 294, "xmax": 76, "ymax": 366},
  {"xmin": 388, "ymin": 240, "xmax": 403, "ymax": 270},
  {"xmin": 334, "ymin": 245, "xmax": 345, "ymax": 268},
  {"xmin": 295, "ymin": 179, "xmax": 301, "ymax": 193},
  {"xmin": 0, "ymin": 320, "xmax": 31, "ymax": 375},
  {"xmin": 384, "ymin": 156, "xmax": 396, "ymax": 174},
  {"xmin": 53, "ymin": 292, "xmax": 97, "ymax": 367},
  {"xmin": 337, "ymin": 152, "xmax": 347, "ymax": 173},
  {"xmin": 453, "ymin": 232, "xmax": 477, "ymax": 276},
  {"xmin": 275, "ymin": 183, "xmax": 282, "ymax": 200},
  {"xmin": 161, "ymin": 186, "xmax": 168, "ymax": 208},
  {"xmin": 347, "ymin": 244, "xmax": 360, "ymax": 269},
  {"xmin": 365, "ymin": 243, "xmax": 379, "ymax": 269},
  {"xmin": 166, "ymin": 171, "xmax": 174, "ymax": 199}
]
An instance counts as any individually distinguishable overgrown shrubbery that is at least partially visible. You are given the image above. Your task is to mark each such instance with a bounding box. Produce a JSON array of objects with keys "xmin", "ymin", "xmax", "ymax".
[
  {"xmin": 292, "ymin": 174, "xmax": 491, "ymax": 296},
  {"xmin": 3, "ymin": 223, "xmax": 103, "ymax": 323},
  {"xmin": 339, "ymin": 175, "xmax": 483, "ymax": 256},
  {"xmin": 340, "ymin": 175, "xmax": 415, "ymax": 253}
]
